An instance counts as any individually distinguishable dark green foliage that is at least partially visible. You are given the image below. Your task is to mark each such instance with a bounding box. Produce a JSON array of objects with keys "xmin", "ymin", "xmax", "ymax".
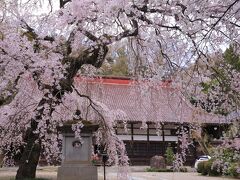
[
  {"xmin": 179, "ymin": 167, "xmax": 188, "ymax": 172},
  {"xmin": 222, "ymin": 148, "xmax": 235, "ymax": 162},
  {"xmin": 227, "ymin": 163, "xmax": 240, "ymax": 178},
  {"xmin": 208, "ymin": 160, "xmax": 222, "ymax": 176},
  {"xmin": 201, "ymin": 161, "xmax": 210, "ymax": 176},
  {"xmin": 110, "ymin": 58, "xmax": 129, "ymax": 76},
  {"xmin": 198, "ymin": 159, "xmax": 222, "ymax": 177},
  {"xmin": 100, "ymin": 48, "xmax": 129, "ymax": 77},
  {"xmin": 164, "ymin": 147, "xmax": 175, "ymax": 165},
  {"xmin": 223, "ymin": 45, "xmax": 240, "ymax": 71},
  {"xmin": 146, "ymin": 167, "xmax": 173, "ymax": 172},
  {"xmin": 188, "ymin": 45, "xmax": 240, "ymax": 118},
  {"xmin": 197, "ymin": 160, "xmax": 213, "ymax": 176},
  {"xmin": 199, "ymin": 78, "xmax": 220, "ymax": 94},
  {"xmin": 197, "ymin": 161, "xmax": 205, "ymax": 173}
]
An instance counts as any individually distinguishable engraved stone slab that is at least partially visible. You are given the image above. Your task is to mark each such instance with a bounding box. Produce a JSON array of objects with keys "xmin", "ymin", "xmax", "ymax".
[{"xmin": 63, "ymin": 135, "xmax": 91, "ymax": 163}]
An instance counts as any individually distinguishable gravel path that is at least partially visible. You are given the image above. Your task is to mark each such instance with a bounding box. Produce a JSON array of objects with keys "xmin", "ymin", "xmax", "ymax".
[{"xmin": 0, "ymin": 166, "xmax": 236, "ymax": 180}]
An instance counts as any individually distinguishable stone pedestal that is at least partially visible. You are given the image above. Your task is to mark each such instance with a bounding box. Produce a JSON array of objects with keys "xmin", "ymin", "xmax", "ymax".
[
  {"xmin": 57, "ymin": 164, "xmax": 97, "ymax": 180},
  {"xmin": 57, "ymin": 124, "xmax": 98, "ymax": 180}
]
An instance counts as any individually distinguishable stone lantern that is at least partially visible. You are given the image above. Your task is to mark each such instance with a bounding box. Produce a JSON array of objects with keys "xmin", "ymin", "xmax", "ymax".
[{"xmin": 57, "ymin": 122, "xmax": 99, "ymax": 180}]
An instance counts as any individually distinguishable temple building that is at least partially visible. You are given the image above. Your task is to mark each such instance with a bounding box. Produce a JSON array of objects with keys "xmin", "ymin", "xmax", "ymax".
[{"xmin": 75, "ymin": 76, "xmax": 230, "ymax": 165}]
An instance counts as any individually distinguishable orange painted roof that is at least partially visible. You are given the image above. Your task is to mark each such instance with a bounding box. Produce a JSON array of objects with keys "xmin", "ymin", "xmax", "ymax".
[{"xmin": 74, "ymin": 76, "xmax": 173, "ymax": 87}]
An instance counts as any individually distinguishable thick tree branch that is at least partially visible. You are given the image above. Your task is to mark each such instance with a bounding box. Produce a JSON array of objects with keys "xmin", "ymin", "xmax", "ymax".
[
  {"xmin": 60, "ymin": 0, "xmax": 71, "ymax": 8},
  {"xmin": 203, "ymin": 0, "xmax": 240, "ymax": 39}
]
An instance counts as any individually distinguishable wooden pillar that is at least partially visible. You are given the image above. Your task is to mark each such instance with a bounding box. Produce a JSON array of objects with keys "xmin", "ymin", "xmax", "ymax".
[
  {"xmin": 147, "ymin": 123, "xmax": 150, "ymax": 142},
  {"xmin": 161, "ymin": 123, "xmax": 165, "ymax": 156},
  {"xmin": 131, "ymin": 123, "xmax": 134, "ymax": 155},
  {"xmin": 147, "ymin": 123, "xmax": 150, "ymax": 159},
  {"xmin": 131, "ymin": 123, "xmax": 134, "ymax": 141}
]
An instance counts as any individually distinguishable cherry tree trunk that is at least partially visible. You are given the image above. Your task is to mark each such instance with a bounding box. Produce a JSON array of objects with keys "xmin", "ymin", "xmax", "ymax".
[{"xmin": 16, "ymin": 123, "xmax": 41, "ymax": 179}]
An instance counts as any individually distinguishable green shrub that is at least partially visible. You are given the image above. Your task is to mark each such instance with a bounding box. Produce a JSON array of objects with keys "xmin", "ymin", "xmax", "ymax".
[
  {"xmin": 201, "ymin": 161, "xmax": 210, "ymax": 176},
  {"xmin": 228, "ymin": 163, "xmax": 240, "ymax": 178},
  {"xmin": 197, "ymin": 161, "xmax": 209, "ymax": 175},
  {"xmin": 179, "ymin": 167, "xmax": 187, "ymax": 172},
  {"xmin": 197, "ymin": 161, "xmax": 205, "ymax": 173},
  {"xmin": 165, "ymin": 147, "xmax": 175, "ymax": 165},
  {"xmin": 222, "ymin": 148, "xmax": 235, "ymax": 162},
  {"xmin": 208, "ymin": 159, "xmax": 221, "ymax": 176},
  {"xmin": 146, "ymin": 167, "xmax": 173, "ymax": 172},
  {"xmin": 209, "ymin": 165, "xmax": 222, "ymax": 176},
  {"xmin": 198, "ymin": 159, "xmax": 223, "ymax": 177}
]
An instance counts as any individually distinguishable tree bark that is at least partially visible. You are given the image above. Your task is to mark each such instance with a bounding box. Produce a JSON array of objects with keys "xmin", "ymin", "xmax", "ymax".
[{"xmin": 16, "ymin": 123, "xmax": 41, "ymax": 179}]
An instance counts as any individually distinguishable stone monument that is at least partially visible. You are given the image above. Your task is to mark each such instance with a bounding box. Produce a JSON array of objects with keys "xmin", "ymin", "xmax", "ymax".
[
  {"xmin": 150, "ymin": 155, "xmax": 166, "ymax": 169},
  {"xmin": 57, "ymin": 123, "xmax": 99, "ymax": 180}
]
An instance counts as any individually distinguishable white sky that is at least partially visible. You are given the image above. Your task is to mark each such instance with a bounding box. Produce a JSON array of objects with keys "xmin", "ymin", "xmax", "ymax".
[{"xmin": 19, "ymin": 0, "xmax": 60, "ymax": 15}]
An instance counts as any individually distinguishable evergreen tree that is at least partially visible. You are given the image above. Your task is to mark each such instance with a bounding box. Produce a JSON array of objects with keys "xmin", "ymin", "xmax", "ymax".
[{"xmin": 100, "ymin": 48, "xmax": 129, "ymax": 77}]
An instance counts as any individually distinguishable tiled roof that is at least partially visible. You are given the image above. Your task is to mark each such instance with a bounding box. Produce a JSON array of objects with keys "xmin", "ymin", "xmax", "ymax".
[{"xmin": 74, "ymin": 77, "xmax": 227, "ymax": 124}]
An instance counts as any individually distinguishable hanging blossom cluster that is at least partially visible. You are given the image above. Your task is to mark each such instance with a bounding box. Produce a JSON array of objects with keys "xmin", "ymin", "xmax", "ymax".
[
  {"xmin": 85, "ymin": 100, "xmax": 129, "ymax": 167},
  {"xmin": 173, "ymin": 126, "xmax": 192, "ymax": 171},
  {"xmin": 72, "ymin": 121, "xmax": 84, "ymax": 142}
]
